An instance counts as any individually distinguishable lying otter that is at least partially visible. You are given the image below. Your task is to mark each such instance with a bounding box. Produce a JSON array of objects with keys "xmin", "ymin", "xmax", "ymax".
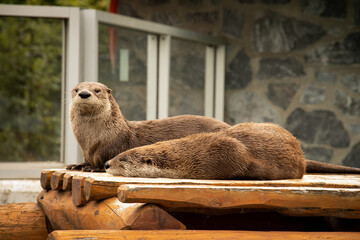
[
  {"xmin": 105, "ymin": 122, "xmax": 360, "ymax": 180},
  {"xmin": 68, "ymin": 82, "xmax": 230, "ymax": 171}
]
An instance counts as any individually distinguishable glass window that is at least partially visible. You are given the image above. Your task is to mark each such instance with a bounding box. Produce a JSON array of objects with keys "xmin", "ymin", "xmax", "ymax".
[
  {"xmin": 169, "ymin": 38, "xmax": 205, "ymax": 116},
  {"xmin": 0, "ymin": 17, "xmax": 63, "ymax": 162},
  {"xmin": 98, "ymin": 24, "xmax": 148, "ymax": 121}
]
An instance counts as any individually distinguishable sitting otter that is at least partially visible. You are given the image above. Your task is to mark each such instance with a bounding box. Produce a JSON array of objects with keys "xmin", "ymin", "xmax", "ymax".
[
  {"xmin": 68, "ymin": 82, "xmax": 230, "ymax": 171},
  {"xmin": 105, "ymin": 122, "xmax": 360, "ymax": 180}
]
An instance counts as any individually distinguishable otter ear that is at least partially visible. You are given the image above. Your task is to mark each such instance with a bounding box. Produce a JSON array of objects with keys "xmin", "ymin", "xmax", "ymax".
[{"xmin": 107, "ymin": 88, "xmax": 112, "ymax": 94}]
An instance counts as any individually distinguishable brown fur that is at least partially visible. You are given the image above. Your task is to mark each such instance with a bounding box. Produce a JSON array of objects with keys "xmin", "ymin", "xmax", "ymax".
[
  {"xmin": 105, "ymin": 122, "xmax": 360, "ymax": 180},
  {"xmin": 105, "ymin": 123, "xmax": 307, "ymax": 180},
  {"xmin": 68, "ymin": 82, "xmax": 230, "ymax": 171}
]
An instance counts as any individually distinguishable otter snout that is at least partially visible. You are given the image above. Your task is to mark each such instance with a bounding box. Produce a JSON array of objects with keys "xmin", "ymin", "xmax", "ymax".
[
  {"xmin": 78, "ymin": 90, "xmax": 91, "ymax": 99},
  {"xmin": 104, "ymin": 161, "xmax": 110, "ymax": 171}
]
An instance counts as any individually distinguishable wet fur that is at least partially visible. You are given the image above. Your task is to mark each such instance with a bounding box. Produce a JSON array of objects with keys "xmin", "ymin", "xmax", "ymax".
[{"xmin": 69, "ymin": 82, "xmax": 230, "ymax": 171}]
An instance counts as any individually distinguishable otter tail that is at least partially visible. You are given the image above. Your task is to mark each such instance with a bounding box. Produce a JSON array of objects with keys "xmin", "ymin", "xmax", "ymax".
[{"xmin": 305, "ymin": 159, "xmax": 360, "ymax": 174}]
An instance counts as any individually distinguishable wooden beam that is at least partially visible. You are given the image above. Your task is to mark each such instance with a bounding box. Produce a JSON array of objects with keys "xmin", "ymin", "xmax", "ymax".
[
  {"xmin": 0, "ymin": 203, "xmax": 48, "ymax": 240},
  {"xmin": 40, "ymin": 169, "xmax": 57, "ymax": 190},
  {"xmin": 62, "ymin": 172, "xmax": 73, "ymax": 191},
  {"xmin": 48, "ymin": 230, "xmax": 360, "ymax": 240},
  {"xmin": 72, "ymin": 175, "xmax": 87, "ymax": 206},
  {"xmin": 50, "ymin": 171, "xmax": 67, "ymax": 190},
  {"xmin": 84, "ymin": 173, "xmax": 360, "ymax": 202},
  {"xmin": 118, "ymin": 184, "xmax": 360, "ymax": 218},
  {"xmin": 37, "ymin": 190, "xmax": 185, "ymax": 231}
]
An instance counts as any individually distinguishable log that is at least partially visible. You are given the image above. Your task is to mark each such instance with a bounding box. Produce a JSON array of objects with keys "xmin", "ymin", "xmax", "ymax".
[
  {"xmin": 84, "ymin": 174, "xmax": 360, "ymax": 202},
  {"xmin": 48, "ymin": 230, "xmax": 360, "ymax": 240},
  {"xmin": 37, "ymin": 190, "xmax": 185, "ymax": 231},
  {"xmin": 118, "ymin": 184, "xmax": 360, "ymax": 218},
  {"xmin": 0, "ymin": 202, "xmax": 48, "ymax": 240}
]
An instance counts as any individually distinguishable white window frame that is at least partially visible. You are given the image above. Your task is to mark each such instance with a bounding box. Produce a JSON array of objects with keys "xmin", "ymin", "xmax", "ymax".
[
  {"xmin": 0, "ymin": 5, "xmax": 225, "ymax": 178},
  {"xmin": 0, "ymin": 5, "xmax": 81, "ymax": 178}
]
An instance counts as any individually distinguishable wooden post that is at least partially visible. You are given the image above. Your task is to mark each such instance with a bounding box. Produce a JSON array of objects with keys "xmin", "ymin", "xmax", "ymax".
[
  {"xmin": 0, "ymin": 203, "xmax": 48, "ymax": 240},
  {"xmin": 37, "ymin": 190, "xmax": 185, "ymax": 230}
]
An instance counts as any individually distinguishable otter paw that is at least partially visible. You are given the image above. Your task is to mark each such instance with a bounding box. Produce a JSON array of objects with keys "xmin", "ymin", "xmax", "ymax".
[
  {"xmin": 66, "ymin": 163, "xmax": 89, "ymax": 171},
  {"xmin": 81, "ymin": 165, "xmax": 104, "ymax": 172}
]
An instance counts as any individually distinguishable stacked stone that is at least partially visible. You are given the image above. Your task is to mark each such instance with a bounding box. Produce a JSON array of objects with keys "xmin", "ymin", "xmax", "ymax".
[{"xmin": 116, "ymin": 0, "xmax": 360, "ymax": 167}]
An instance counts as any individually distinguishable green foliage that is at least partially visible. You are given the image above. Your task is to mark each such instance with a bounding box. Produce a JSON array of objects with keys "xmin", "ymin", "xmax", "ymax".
[
  {"xmin": 0, "ymin": 1, "xmax": 109, "ymax": 162},
  {"xmin": 0, "ymin": 17, "xmax": 62, "ymax": 162}
]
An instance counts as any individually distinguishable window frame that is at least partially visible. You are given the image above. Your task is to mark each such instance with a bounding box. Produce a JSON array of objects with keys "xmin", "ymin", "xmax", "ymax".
[
  {"xmin": 0, "ymin": 5, "xmax": 81, "ymax": 178},
  {"xmin": 81, "ymin": 9, "xmax": 226, "ymax": 121},
  {"xmin": 0, "ymin": 5, "xmax": 225, "ymax": 179}
]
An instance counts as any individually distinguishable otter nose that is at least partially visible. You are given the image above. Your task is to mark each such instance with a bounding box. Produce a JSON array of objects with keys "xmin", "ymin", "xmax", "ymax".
[
  {"xmin": 104, "ymin": 161, "xmax": 110, "ymax": 171},
  {"xmin": 78, "ymin": 90, "xmax": 91, "ymax": 99}
]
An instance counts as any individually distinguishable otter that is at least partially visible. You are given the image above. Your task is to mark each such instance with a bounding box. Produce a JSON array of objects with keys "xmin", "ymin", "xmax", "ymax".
[
  {"xmin": 105, "ymin": 122, "xmax": 360, "ymax": 180},
  {"xmin": 68, "ymin": 82, "xmax": 230, "ymax": 171}
]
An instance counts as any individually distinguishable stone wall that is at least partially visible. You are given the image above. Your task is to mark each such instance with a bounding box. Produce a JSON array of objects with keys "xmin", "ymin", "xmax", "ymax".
[{"xmin": 116, "ymin": 0, "xmax": 360, "ymax": 167}]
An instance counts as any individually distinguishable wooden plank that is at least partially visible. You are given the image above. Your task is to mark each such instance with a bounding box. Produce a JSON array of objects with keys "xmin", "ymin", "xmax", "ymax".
[
  {"xmin": 40, "ymin": 169, "xmax": 57, "ymax": 190},
  {"xmin": 51, "ymin": 171, "xmax": 67, "ymax": 190},
  {"xmin": 71, "ymin": 175, "xmax": 87, "ymax": 207},
  {"xmin": 69, "ymin": 171, "xmax": 112, "ymax": 206},
  {"xmin": 62, "ymin": 172, "xmax": 73, "ymax": 191},
  {"xmin": 36, "ymin": 190, "xmax": 185, "ymax": 231},
  {"xmin": 48, "ymin": 230, "xmax": 360, "ymax": 240},
  {"xmin": 118, "ymin": 184, "xmax": 360, "ymax": 218},
  {"xmin": 84, "ymin": 174, "xmax": 360, "ymax": 202},
  {"xmin": 0, "ymin": 203, "xmax": 48, "ymax": 240}
]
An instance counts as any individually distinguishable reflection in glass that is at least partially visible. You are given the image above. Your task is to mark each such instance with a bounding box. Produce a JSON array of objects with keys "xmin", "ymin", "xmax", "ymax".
[
  {"xmin": 169, "ymin": 39, "xmax": 205, "ymax": 116},
  {"xmin": 0, "ymin": 17, "xmax": 62, "ymax": 162},
  {"xmin": 98, "ymin": 24, "xmax": 147, "ymax": 121}
]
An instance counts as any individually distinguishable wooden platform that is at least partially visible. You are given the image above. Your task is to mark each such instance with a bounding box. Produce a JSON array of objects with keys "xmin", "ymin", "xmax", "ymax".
[
  {"xmin": 41, "ymin": 169, "xmax": 360, "ymax": 219},
  {"xmin": 2, "ymin": 169, "xmax": 360, "ymax": 239}
]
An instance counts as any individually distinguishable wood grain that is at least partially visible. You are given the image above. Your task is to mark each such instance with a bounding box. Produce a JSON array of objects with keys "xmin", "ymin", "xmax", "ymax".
[
  {"xmin": 0, "ymin": 203, "xmax": 48, "ymax": 240},
  {"xmin": 84, "ymin": 173, "xmax": 360, "ymax": 202},
  {"xmin": 118, "ymin": 184, "xmax": 360, "ymax": 218},
  {"xmin": 50, "ymin": 171, "xmax": 67, "ymax": 190},
  {"xmin": 36, "ymin": 190, "xmax": 185, "ymax": 231},
  {"xmin": 48, "ymin": 230, "xmax": 360, "ymax": 240}
]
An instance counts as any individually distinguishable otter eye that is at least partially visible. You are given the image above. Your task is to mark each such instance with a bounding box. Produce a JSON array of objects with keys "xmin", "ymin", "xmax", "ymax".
[
  {"xmin": 145, "ymin": 159, "xmax": 152, "ymax": 165},
  {"xmin": 74, "ymin": 88, "xmax": 79, "ymax": 93},
  {"xmin": 119, "ymin": 157, "xmax": 127, "ymax": 162},
  {"xmin": 95, "ymin": 89, "xmax": 101, "ymax": 94}
]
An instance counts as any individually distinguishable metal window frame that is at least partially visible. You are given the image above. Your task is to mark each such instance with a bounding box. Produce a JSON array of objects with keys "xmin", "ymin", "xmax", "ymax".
[{"xmin": 0, "ymin": 5, "xmax": 81, "ymax": 178}]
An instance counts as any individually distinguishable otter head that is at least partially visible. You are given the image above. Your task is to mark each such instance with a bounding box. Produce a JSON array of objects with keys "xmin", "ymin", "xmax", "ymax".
[
  {"xmin": 104, "ymin": 147, "xmax": 172, "ymax": 178},
  {"xmin": 70, "ymin": 82, "xmax": 113, "ymax": 116}
]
